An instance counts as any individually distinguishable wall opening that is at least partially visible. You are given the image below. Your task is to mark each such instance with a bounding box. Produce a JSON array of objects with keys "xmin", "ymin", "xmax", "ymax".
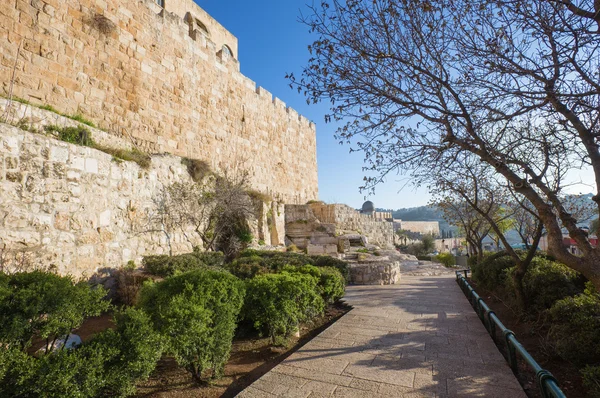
[
  {"xmin": 222, "ymin": 45, "xmax": 233, "ymax": 58},
  {"xmin": 156, "ymin": 0, "xmax": 165, "ymax": 8}
]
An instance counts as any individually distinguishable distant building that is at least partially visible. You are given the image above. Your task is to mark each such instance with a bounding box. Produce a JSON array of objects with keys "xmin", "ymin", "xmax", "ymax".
[
  {"xmin": 393, "ymin": 220, "xmax": 440, "ymax": 236},
  {"xmin": 359, "ymin": 202, "xmax": 392, "ymax": 220},
  {"xmin": 539, "ymin": 232, "xmax": 598, "ymax": 255}
]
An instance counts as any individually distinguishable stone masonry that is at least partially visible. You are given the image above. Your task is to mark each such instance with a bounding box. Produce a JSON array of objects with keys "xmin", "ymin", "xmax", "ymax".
[
  {"xmin": 0, "ymin": 0, "xmax": 318, "ymax": 203},
  {"xmin": 0, "ymin": 103, "xmax": 285, "ymax": 277}
]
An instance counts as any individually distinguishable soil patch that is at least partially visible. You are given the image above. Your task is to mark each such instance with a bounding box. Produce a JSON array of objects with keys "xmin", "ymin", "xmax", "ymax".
[{"xmin": 467, "ymin": 279, "xmax": 586, "ymax": 398}]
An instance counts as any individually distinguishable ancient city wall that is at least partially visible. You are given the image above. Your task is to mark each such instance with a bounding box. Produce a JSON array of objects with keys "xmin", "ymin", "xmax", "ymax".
[
  {"xmin": 309, "ymin": 203, "xmax": 395, "ymax": 248},
  {"xmin": 0, "ymin": 104, "xmax": 285, "ymax": 278},
  {"xmin": 0, "ymin": 0, "xmax": 317, "ymax": 203},
  {"xmin": 395, "ymin": 220, "xmax": 440, "ymax": 236}
]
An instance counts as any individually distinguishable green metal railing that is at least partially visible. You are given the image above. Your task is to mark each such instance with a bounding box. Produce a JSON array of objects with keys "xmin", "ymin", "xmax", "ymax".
[{"xmin": 455, "ymin": 270, "xmax": 566, "ymax": 398}]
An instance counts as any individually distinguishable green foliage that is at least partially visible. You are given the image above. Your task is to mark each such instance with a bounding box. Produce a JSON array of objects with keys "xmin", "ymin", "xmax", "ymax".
[
  {"xmin": 69, "ymin": 114, "xmax": 96, "ymax": 127},
  {"xmin": 548, "ymin": 287, "xmax": 600, "ymax": 365},
  {"xmin": 421, "ymin": 234, "xmax": 435, "ymax": 253},
  {"xmin": 506, "ymin": 257, "xmax": 582, "ymax": 312},
  {"xmin": 433, "ymin": 252, "xmax": 455, "ymax": 267},
  {"xmin": 0, "ymin": 307, "xmax": 160, "ymax": 398},
  {"xmin": 143, "ymin": 251, "xmax": 224, "ymax": 277},
  {"xmin": 0, "ymin": 271, "xmax": 109, "ymax": 349},
  {"xmin": 97, "ymin": 146, "xmax": 151, "ymax": 169},
  {"xmin": 416, "ymin": 255, "xmax": 432, "ymax": 261},
  {"xmin": 236, "ymin": 250, "xmax": 350, "ymax": 282},
  {"xmin": 90, "ymin": 308, "xmax": 163, "ymax": 396},
  {"xmin": 46, "ymin": 125, "xmax": 94, "ymax": 147},
  {"xmin": 244, "ymin": 273, "xmax": 324, "ymax": 343},
  {"xmin": 581, "ymin": 365, "xmax": 600, "ymax": 397},
  {"xmin": 356, "ymin": 248, "xmax": 369, "ymax": 253},
  {"xmin": 311, "ymin": 255, "xmax": 350, "ymax": 282},
  {"xmin": 139, "ymin": 269, "xmax": 245, "ymax": 381},
  {"xmin": 470, "ymin": 251, "xmax": 514, "ymax": 290},
  {"xmin": 226, "ymin": 255, "xmax": 270, "ymax": 279},
  {"xmin": 282, "ymin": 265, "xmax": 345, "ymax": 304}
]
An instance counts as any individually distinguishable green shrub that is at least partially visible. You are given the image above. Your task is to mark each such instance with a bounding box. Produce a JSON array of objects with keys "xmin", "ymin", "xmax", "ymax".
[
  {"xmin": 548, "ymin": 284, "xmax": 600, "ymax": 365},
  {"xmin": 433, "ymin": 252, "xmax": 455, "ymax": 267},
  {"xmin": 282, "ymin": 265, "xmax": 345, "ymax": 304},
  {"xmin": 235, "ymin": 250, "xmax": 350, "ymax": 282},
  {"xmin": 0, "ymin": 307, "xmax": 162, "ymax": 398},
  {"xmin": 192, "ymin": 248, "xmax": 225, "ymax": 267},
  {"xmin": 91, "ymin": 308, "xmax": 163, "ymax": 396},
  {"xmin": 506, "ymin": 257, "xmax": 582, "ymax": 312},
  {"xmin": 139, "ymin": 269, "xmax": 245, "ymax": 382},
  {"xmin": 45, "ymin": 125, "xmax": 94, "ymax": 146},
  {"xmin": 311, "ymin": 255, "xmax": 350, "ymax": 282},
  {"xmin": 582, "ymin": 365, "xmax": 600, "ymax": 397},
  {"xmin": 226, "ymin": 255, "xmax": 270, "ymax": 279},
  {"xmin": 470, "ymin": 251, "xmax": 514, "ymax": 290},
  {"xmin": 244, "ymin": 273, "xmax": 325, "ymax": 343},
  {"xmin": 0, "ymin": 271, "xmax": 109, "ymax": 349},
  {"xmin": 416, "ymin": 255, "xmax": 432, "ymax": 261}
]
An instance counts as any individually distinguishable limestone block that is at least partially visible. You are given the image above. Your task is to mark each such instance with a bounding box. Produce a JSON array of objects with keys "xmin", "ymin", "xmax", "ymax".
[
  {"xmin": 49, "ymin": 145, "xmax": 68, "ymax": 163},
  {"xmin": 85, "ymin": 158, "xmax": 98, "ymax": 174}
]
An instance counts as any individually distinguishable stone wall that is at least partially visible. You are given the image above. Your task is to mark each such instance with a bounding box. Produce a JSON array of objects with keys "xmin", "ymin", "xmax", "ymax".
[
  {"xmin": 0, "ymin": 0, "xmax": 317, "ymax": 204},
  {"xmin": 309, "ymin": 203, "xmax": 395, "ymax": 248},
  {"xmin": 394, "ymin": 220, "xmax": 440, "ymax": 236},
  {"xmin": 284, "ymin": 203, "xmax": 395, "ymax": 250},
  {"xmin": 0, "ymin": 113, "xmax": 284, "ymax": 278}
]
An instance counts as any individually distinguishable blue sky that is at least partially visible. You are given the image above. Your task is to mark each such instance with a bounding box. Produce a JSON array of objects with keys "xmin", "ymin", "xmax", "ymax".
[
  {"xmin": 196, "ymin": 1, "xmax": 594, "ymax": 208},
  {"xmin": 196, "ymin": 0, "xmax": 432, "ymax": 210}
]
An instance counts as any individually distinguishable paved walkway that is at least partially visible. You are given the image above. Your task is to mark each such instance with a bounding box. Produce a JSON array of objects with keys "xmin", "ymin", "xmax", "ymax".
[{"xmin": 239, "ymin": 275, "xmax": 526, "ymax": 397}]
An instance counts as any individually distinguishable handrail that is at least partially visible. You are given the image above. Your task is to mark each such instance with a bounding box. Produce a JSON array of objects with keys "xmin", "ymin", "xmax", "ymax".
[{"xmin": 455, "ymin": 270, "xmax": 566, "ymax": 398}]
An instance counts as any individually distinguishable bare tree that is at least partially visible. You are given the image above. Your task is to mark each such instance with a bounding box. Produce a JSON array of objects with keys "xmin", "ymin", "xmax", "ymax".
[{"xmin": 292, "ymin": 0, "xmax": 600, "ymax": 288}]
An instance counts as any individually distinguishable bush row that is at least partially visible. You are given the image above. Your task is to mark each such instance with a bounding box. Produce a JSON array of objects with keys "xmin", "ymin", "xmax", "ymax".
[
  {"xmin": 0, "ymin": 272, "xmax": 161, "ymax": 397},
  {"xmin": 470, "ymin": 251, "xmax": 598, "ymax": 394},
  {"xmin": 0, "ymin": 250, "xmax": 348, "ymax": 395}
]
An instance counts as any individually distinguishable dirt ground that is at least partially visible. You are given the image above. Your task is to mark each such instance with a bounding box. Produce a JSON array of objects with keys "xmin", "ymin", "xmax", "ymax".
[{"xmin": 467, "ymin": 280, "xmax": 587, "ymax": 398}]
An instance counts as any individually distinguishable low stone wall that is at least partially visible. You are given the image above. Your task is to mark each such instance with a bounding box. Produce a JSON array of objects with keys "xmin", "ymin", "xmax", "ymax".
[
  {"xmin": 0, "ymin": 118, "xmax": 283, "ymax": 278},
  {"xmin": 349, "ymin": 261, "xmax": 401, "ymax": 285}
]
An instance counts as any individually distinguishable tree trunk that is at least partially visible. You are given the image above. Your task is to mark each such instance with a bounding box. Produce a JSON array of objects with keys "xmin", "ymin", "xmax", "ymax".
[{"xmin": 512, "ymin": 261, "xmax": 528, "ymax": 310}]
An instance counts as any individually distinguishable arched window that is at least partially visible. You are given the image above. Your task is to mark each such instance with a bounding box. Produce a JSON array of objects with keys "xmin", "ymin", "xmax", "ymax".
[{"xmin": 222, "ymin": 45, "xmax": 233, "ymax": 58}]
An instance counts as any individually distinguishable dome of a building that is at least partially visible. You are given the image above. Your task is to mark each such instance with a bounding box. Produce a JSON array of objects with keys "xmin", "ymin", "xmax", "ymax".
[{"xmin": 361, "ymin": 201, "xmax": 375, "ymax": 213}]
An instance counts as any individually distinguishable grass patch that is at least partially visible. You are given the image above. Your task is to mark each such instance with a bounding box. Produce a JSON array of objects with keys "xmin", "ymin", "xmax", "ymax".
[
  {"xmin": 98, "ymin": 146, "xmax": 151, "ymax": 169},
  {"xmin": 39, "ymin": 104, "xmax": 59, "ymax": 113},
  {"xmin": 44, "ymin": 124, "xmax": 151, "ymax": 169},
  {"xmin": 68, "ymin": 113, "xmax": 96, "ymax": 127}
]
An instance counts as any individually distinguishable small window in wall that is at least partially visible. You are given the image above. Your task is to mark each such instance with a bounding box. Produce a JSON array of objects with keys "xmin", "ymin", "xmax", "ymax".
[
  {"xmin": 195, "ymin": 19, "xmax": 209, "ymax": 37},
  {"xmin": 222, "ymin": 45, "xmax": 233, "ymax": 58},
  {"xmin": 156, "ymin": 0, "xmax": 165, "ymax": 7}
]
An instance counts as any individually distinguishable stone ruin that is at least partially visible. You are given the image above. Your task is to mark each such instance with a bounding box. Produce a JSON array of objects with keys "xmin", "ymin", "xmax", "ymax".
[{"xmin": 284, "ymin": 202, "xmax": 422, "ymax": 285}]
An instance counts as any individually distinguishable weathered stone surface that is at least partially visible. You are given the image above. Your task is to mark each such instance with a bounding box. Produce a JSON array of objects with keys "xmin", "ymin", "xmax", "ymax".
[
  {"xmin": 0, "ymin": 123, "xmax": 285, "ymax": 278},
  {"xmin": 349, "ymin": 261, "xmax": 401, "ymax": 285},
  {"xmin": 0, "ymin": 0, "xmax": 317, "ymax": 204}
]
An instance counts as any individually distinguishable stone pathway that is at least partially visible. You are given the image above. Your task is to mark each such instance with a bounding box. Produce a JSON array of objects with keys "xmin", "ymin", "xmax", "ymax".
[{"xmin": 238, "ymin": 275, "xmax": 526, "ymax": 397}]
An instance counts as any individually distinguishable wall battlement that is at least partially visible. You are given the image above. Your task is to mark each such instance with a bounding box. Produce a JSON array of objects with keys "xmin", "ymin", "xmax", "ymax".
[{"xmin": 0, "ymin": 0, "xmax": 318, "ymax": 203}]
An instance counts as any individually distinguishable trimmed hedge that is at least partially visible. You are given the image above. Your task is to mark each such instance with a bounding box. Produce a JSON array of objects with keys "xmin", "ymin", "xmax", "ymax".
[
  {"xmin": 470, "ymin": 251, "xmax": 514, "ymax": 290},
  {"xmin": 282, "ymin": 264, "xmax": 345, "ymax": 304},
  {"xmin": 0, "ymin": 271, "xmax": 109, "ymax": 349},
  {"xmin": 235, "ymin": 250, "xmax": 350, "ymax": 281},
  {"xmin": 0, "ymin": 307, "xmax": 162, "ymax": 398},
  {"xmin": 244, "ymin": 273, "xmax": 325, "ymax": 343},
  {"xmin": 505, "ymin": 257, "xmax": 583, "ymax": 312},
  {"xmin": 143, "ymin": 250, "xmax": 224, "ymax": 277},
  {"xmin": 433, "ymin": 253, "xmax": 455, "ymax": 267},
  {"xmin": 548, "ymin": 283, "xmax": 600, "ymax": 365},
  {"xmin": 139, "ymin": 269, "xmax": 245, "ymax": 381}
]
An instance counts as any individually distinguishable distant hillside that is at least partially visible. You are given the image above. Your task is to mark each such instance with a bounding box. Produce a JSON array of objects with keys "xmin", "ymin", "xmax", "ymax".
[{"xmin": 377, "ymin": 205, "xmax": 456, "ymax": 235}]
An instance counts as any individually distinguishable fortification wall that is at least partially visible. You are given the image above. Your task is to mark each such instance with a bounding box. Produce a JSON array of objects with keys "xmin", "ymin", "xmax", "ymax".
[
  {"xmin": 395, "ymin": 220, "xmax": 440, "ymax": 236},
  {"xmin": 0, "ymin": 0, "xmax": 317, "ymax": 204},
  {"xmin": 309, "ymin": 203, "xmax": 395, "ymax": 248},
  {"xmin": 0, "ymin": 110, "xmax": 284, "ymax": 278}
]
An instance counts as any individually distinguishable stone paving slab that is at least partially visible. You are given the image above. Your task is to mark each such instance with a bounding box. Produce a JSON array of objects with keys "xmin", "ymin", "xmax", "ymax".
[{"xmin": 238, "ymin": 275, "xmax": 526, "ymax": 397}]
